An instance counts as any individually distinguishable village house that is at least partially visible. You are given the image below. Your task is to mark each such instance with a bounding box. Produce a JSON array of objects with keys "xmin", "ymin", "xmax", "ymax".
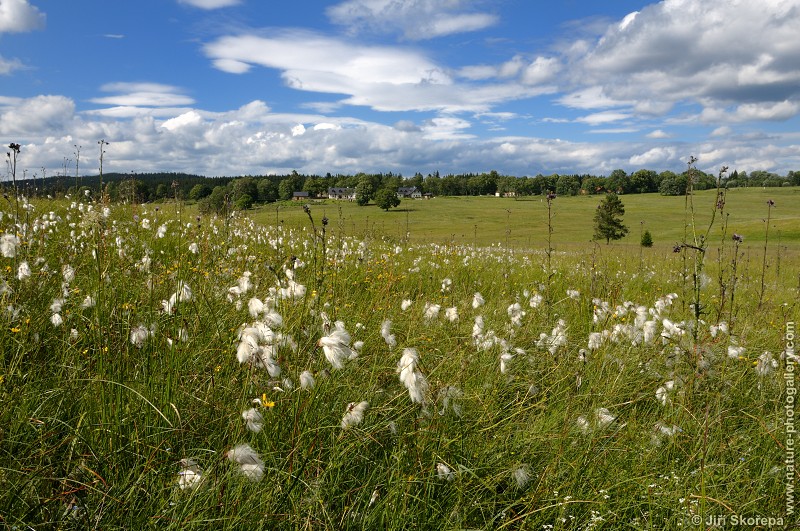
[
  {"xmin": 328, "ymin": 187, "xmax": 356, "ymax": 201},
  {"xmin": 397, "ymin": 186, "xmax": 422, "ymax": 199}
]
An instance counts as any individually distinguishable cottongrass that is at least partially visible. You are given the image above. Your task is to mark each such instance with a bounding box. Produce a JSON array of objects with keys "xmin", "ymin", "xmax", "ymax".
[
  {"xmin": 341, "ymin": 401, "xmax": 369, "ymax": 429},
  {"xmin": 226, "ymin": 444, "xmax": 265, "ymax": 482},
  {"xmin": 319, "ymin": 321, "xmax": 356, "ymax": 369},
  {"xmin": 397, "ymin": 348, "xmax": 429, "ymax": 404}
]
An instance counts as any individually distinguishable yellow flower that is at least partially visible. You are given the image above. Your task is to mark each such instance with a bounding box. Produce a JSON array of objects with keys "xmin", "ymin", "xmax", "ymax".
[
  {"xmin": 10, "ymin": 327, "xmax": 20, "ymax": 333},
  {"xmin": 261, "ymin": 393, "xmax": 275, "ymax": 408}
]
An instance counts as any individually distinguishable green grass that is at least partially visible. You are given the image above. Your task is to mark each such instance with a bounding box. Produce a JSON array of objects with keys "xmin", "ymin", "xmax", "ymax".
[
  {"xmin": 249, "ymin": 187, "xmax": 800, "ymax": 250},
  {"xmin": 0, "ymin": 191, "xmax": 795, "ymax": 529}
]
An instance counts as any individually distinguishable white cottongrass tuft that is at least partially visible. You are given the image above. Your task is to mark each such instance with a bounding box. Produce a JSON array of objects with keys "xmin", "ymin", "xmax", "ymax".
[
  {"xmin": 401, "ymin": 299, "xmax": 413, "ymax": 311},
  {"xmin": 341, "ymin": 401, "xmax": 369, "ymax": 429},
  {"xmin": 566, "ymin": 289, "xmax": 580, "ymax": 300},
  {"xmin": 529, "ymin": 293, "xmax": 543, "ymax": 308},
  {"xmin": 660, "ymin": 318, "xmax": 685, "ymax": 340},
  {"xmin": 445, "ymin": 306, "xmax": 459, "ymax": 323},
  {"xmin": 756, "ymin": 351, "xmax": 777, "ymax": 376},
  {"xmin": 381, "ymin": 320, "xmax": 396, "ymax": 349},
  {"xmin": 248, "ymin": 297, "xmax": 265, "ymax": 318},
  {"xmin": 507, "ymin": 302, "xmax": 526, "ymax": 327},
  {"xmin": 513, "ymin": 466, "xmax": 532, "ymax": 489},
  {"xmin": 242, "ymin": 407, "xmax": 265, "ymax": 433},
  {"xmin": 397, "ymin": 348, "xmax": 429, "ymax": 404},
  {"xmin": 177, "ymin": 458, "xmax": 203, "ymax": 491},
  {"xmin": 226, "ymin": 443, "xmax": 265, "ymax": 482},
  {"xmin": 436, "ymin": 462, "xmax": 455, "ymax": 481},
  {"xmin": 472, "ymin": 292, "xmax": 485, "ymax": 309},
  {"xmin": 728, "ymin": 344, "xmax": 746, "ymax": 359},
  {"xmin": 130, "ymin": 324, "xmax": 152, "ymax": 348},
  {"xmin": 299, "ymin": 370, "xmax": 315, "ymax": 390},
  {"xmin": 710, "ymin": 322, "xmax": 729, "ymax": 338},
  {"xmin": 655, "ymin": 380, "xmax": 675, "ymax": 406},
  {"xmin": 423, "ymin": 302, "xmax": 440, "ymax": 321},
  {"xmin": 437, "ymin": 386, "xmax": 463, "ymax": 417},
  {"xmin": 0, "ymin": 233, "xmax": 19, "ymax": 258},
  {"xmin": 188, "ymin": 242, "xmax": 199, "ymax": 254},
  {"xmin": 318, "ymin": 321, "xmax": 356, "ymax": 369},
  {"xmin": 441, "ymin": 278, "xmax": 452, "ymax": 293},
  {"xmin": 500, "ymin": 352, "xmax": 514, "ymax": 374},
  {"xmin": 17, "ymin": 261, "xmax": 31, "ymax": 281},
  {"xmin": 50, "ymin": 313, "xmax": 63, "ymax": 327},
  {"xmin": 587, "ymin": 332, "xmax": 603, "ymax": 351}
]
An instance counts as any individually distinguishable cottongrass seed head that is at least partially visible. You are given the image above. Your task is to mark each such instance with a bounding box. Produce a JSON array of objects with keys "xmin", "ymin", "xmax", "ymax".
[{"xmin": 341, "ymin": 401, "xmax": 369, "ymax": 429}]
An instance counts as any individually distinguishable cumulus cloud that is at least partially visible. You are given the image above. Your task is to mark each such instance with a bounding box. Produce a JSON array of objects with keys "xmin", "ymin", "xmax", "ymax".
[
  {"xmin": 327, "ymin": 0, "xmax": 498, "ymax": 40},
  {"xmin": 572, "ymin": 0, "xmax": 800, "ymax": 118},
  {"xmin": 177, "ymin": 0, "xmax": 240, "ymax": 9},
  {"xmin": 0, "ymin": 0, "xmax": 45, "ymax": 33},
  {"xmin": 0, "ymin": 95, "xmax": 75, "ymax": 135}
]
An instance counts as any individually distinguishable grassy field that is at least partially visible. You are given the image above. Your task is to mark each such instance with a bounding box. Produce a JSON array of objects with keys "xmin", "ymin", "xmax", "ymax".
[
  {"xmin": 250, "ymin": 187, "xmax": 800, "ymax": 250},
  {"xmin": 0, "ymin": 188, "xmax": 795, "ymax": 529}
]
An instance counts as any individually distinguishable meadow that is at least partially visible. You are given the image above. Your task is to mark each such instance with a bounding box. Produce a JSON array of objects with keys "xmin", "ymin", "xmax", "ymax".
[{"xmin": 0, "ymin": 187, "xmax": 795, "ymax": 529}]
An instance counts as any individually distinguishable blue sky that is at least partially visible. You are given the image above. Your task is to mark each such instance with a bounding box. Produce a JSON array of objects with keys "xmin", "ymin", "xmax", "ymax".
[{"xmin": 2, "ymin": 0, "xmax": 799, "ymax": 178}]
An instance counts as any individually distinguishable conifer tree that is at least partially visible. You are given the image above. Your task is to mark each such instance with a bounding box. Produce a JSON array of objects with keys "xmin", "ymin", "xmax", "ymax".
[{"xmin": 593, "ymin": 193, "xmax": 629, "ymax": 244}]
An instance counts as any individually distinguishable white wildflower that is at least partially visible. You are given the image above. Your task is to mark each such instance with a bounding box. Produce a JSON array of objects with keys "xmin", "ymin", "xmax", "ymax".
[
  {"xmin": 397, "ymin": 348, "xmax": 429, "ymax": 404},
  {"xmin": 655, "ymin": 380, "xmax": 675, "ymax": 406},
  {"xmin": 423, "ymin": 302, "xmax": 440, "ymax": 320},
  {"xmin": 62, "ymin": 265, "xmax": 75, "ymax": 283},
  {"xmin": 318, "ymin": 321, "xmax": 355, "ymax": 369},
  {"xmin": 566, "ymin": 289, "xmax": 580, "ymax": 300},
  {"xmin": 178, "ymin": 458, "xmax": 203, "ymax": 491},
  {"xmin": 188, "ymin": 242, "xmax": 199, "ymax": 254},
  {"xmin": 0, "ymin": 233, "xmax": 19, "ymax": 258},
  {"xmin": 242, "ymin": 407, "xmax": 265, "ymax": 433},
  {"xmin": 441, "ymin": 278, "xmax": 452, "ymax": 293},
  {"xmin": 756, "ymin": 351, "xmax": 777, "ymax": 376},
  {"xmin": 381, "ymin": 320, "xmax": 397, "ymax": 349},
  {"xmin": 299, "ymin": 370, "xmax": 315, "ymax": 390},
  {"xmin": 513, "ymin": 466, "xmax": 532, "ymax": 489},
  {"xmin": 17, "ymin": 261, "xmax": 31, "ymax": 281},
  {"xmin": 587, "ymin": 332, "xmax": 603, "ymax": 351},
  {"xmin": 341, "ymin": 401, "xmax": 369, "ymax": 429},
  {"xmin": 130, "ymin": 325, "xmax": 151, "ymax": 348},
  {"xmin": 507, "ymin": 302, "xmax": 526, "ymax": 327},
  {"xmin": 226, "ymin": 444, "xmax": 264, "ymax": 482},
  {"xmin": 728, "ymin": 344, "xmax": 746, "ymax": 359},
  {"xmin": 436, "ymin": 463, "xmax": 455, "ymax": 482},
  {"xmin": 445, "ymin": 306, "xmax": 459, "ymax": 323},
  {"xmin": 500, "ymin": 352, "xmax": 514, "ymax": 374},
  {"xmin": 595, "ymin": 408, "xmax": 616, "ymax": 428}
]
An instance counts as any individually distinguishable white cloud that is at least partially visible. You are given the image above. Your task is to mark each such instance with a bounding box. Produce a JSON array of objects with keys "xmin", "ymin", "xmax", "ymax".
[
  {"xmin": 90, "ymin": 83, "xmax": 196, "ymax": 108},
  {"xmin": 177, "ymin": 0, "xmax": 240, "ymax": 9},
  {"xmin": 0, "ymin": 95, "xmax": 74, "ymax": 135},
  {"xmin": 558, "ymin": 86, "xmax": 628, "ymax": 110},
  {"xmin": 646, "ymin": 129, "xmax": 671, "ymax": 139},
  {"xmin": 0, "ymin": 0, "xmax": 45, "ymax": 33},
  {"xmin": 327, "ymin": 0, "xmax": 498, "ymax": 40},
  {"xmin": 577, "ymin": 111, "xmax": 630, "ymax": 126},
  {"xmin": 204, "ymin": 31, "xmax": 551, "ymax": 113},
  {"xmin": 710, "ymin": 126, "xmax": 732, "ymax": 137},
  {"xmin": 573, "ymin": 0, "xmax": 800, "ymax": 115},
  {"xmin": 0, "ymin": 54, "xmax": 23, "ymax": 74},
  {"xmin": 629, "ymin": 146, "xmax": 678, "ymax": 166}
]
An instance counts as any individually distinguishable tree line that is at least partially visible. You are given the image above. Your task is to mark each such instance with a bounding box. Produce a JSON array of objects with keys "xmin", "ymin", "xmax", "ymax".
[{"xmin": 9, "ymin": 166, "xmax": 800, "ymax": 214}]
